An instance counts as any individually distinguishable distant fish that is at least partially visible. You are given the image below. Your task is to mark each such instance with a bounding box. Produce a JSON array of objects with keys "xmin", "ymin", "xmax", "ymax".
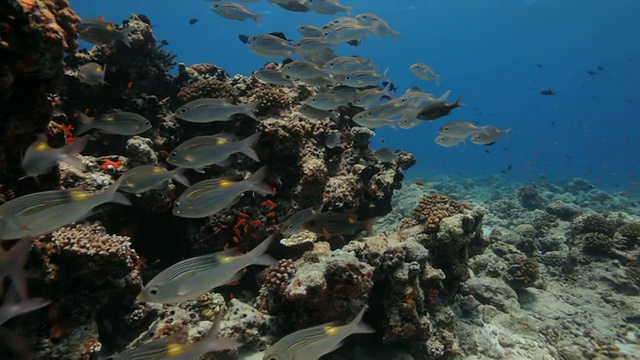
[
  {"xmin": 211, "ymin": 2, "xmax": 262, "ymax": 26},
  {"xmin": 536, "ymin": 64, "xmax": 543, "ymax": 69},
  {"xmin": 371, "ymin": 147, "xmax": 398, "ymax": 163},
  {"xmin": 586, "ymin": 70, "xmax": 596, "ymax": 75},
  {"xmin": 239, "ymin": 31, "xmax": 291, "ymax": 45},
  {"xmin": 189, "ymin": 18, "xmax": 199, "ymax": 25},
  {"xmin": 598, "ymin": 66, "xmax": 605, "ymax": 71},
  {"xmin": 160, "ymin": 39, "xmax": 169, "ymax": 46},
  {"xmin": 470, "ymin": 126, "xmax": 511, "ymax": 146},
  {"xmin": 540, "ymin": 89, "xmax": 556, "ymax": 96},
  {"xmin": 438, "ymin": 121, "xmax": 489, "ymax": 138},
  {"xmin": 304, "ymin": 0, "xmax": 352, "ymax": 15},
  {"xmin": 410, "ymin": 62, "xmax": 441, "ymax": 85},
  {"xmin": 434, "ymin": 135, "xmax": 465, "ymax": 148}
]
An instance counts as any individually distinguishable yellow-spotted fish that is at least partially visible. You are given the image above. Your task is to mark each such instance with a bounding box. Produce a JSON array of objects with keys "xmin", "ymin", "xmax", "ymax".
[
  {"xmin": 439, "ymin": 121, "xmax": 490, "ymax": 138},
  {"xmin": 21, "ymin": 134, "xmax": 88, "ymax": 181},
  {"xmin": 304, "ymin": 0, "xmax": 352, "ymax": 15},
  {"xmin": 172, "ymin": 166, "xmax": 274, "ymax": 218},
  {"xmin": 175, "ymin": 98, "xmax": 258, "ymax": 123},
  {"xmin": 0, "ymin": 177, "xmax": 131, "ymax": 240},
  {"xmin": 75, "ymin": 111, "xmax": 152, "ymax": 136},
  {"xmin": 119, "ymin": 165, "xmax": 190, "ymax": 195},
  {"xmin": 470, "ymin": 127, "xmax": 511, "ymax": 146},
  {"xmin": 262, "ymin": 306, "xmax": 373, "ymax": 360},
  {"xmin": 107, "ymin": 312, "xmax": 240, "ymax": 359},
  {"xmin": 77, "ymin": 62, "xmax": 108, "ymax": 86},
  {"xmin": 435, "ymin": 135, "xmax": 466, "ymax": 148},
  {"xmin": 137, "ymin": 234, "xmax": 276, "ymax": 304},
  {"xmin": 77, "ymin": 18, "xmax": 133, "ymax": 47},
  {"xmin": 167, "ymin": 132, "xmax": 261, "ymax": 172}
]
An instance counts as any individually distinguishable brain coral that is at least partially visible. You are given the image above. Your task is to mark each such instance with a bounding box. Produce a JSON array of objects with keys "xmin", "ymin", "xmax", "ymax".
[{"xmin": 412, "ymin": 194, "xmax": 465, "ymax": 232}]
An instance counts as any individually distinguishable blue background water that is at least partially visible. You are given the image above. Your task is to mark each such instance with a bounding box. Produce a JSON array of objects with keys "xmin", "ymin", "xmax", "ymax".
[{"xmin": 70, "ymin": 0, "xmax": 640, "ymax": 195}]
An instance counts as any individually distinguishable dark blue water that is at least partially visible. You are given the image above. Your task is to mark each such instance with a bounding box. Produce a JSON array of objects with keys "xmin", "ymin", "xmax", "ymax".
[{"xmin": 70, "ymin": 0, "xmax": 640, "ymax": 194}]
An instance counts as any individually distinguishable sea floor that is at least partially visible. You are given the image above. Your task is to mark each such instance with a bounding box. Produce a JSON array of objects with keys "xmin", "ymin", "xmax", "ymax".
[{"xmin": 372, "ymin": 175, "xmax": 640, "ymax": 360}]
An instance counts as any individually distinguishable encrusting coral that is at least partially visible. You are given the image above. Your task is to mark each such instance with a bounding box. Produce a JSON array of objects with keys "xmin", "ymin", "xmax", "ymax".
[{"xmin": 411, "ymin": 193, "xmax": 465, "ymax": 232}]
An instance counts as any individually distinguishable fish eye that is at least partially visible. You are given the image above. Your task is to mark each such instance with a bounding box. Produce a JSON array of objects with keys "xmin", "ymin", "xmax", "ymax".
[
  {"xmin": 323, "ymin": 32, "xmax": 329, "ymax": 37},
  {"xmin": 149, "ymin": 287, "xmax": 159, "ymax": 296},
  {"xmin": 178, "ymin": 108, "xmax": 187, "ymax": 113},
  {"xmin": 443, "ymin": 127, "xmax": 449, "ymax": 131},
  {"xmin": 170, "ymin": 151, "xmax": 177, "ymax": 158},
  {"xmin": 174, "ymin": 201, "xmax": 180, "ymax": 207},
  {"xmin": 145, "ymin": 121, "xmax": 150, "ymax": 125}
]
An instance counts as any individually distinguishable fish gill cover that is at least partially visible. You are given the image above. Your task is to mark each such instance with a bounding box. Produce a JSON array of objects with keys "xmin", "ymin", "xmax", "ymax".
[{"xmin": 0, "ymin": 0, "xmax": 639, "ymax": 359}]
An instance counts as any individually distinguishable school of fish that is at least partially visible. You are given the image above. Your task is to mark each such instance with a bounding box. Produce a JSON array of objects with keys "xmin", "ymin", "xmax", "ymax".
[{"xmin": 0, "ymin": 0, "xmax": 515, "ymax": 358}]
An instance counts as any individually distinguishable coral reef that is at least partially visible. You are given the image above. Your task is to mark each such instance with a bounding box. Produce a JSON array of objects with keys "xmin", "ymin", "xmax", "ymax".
[
  {"xmin": 504, "ymin": 256, "xmax": 540, "ymax": 289},
  {"xmin": 411, "ymin": 193, "xmax": 465, "ymax": 233},
  {"xmin": 518, "ymin": 185, "xmax": 544, "ymax": 210}
]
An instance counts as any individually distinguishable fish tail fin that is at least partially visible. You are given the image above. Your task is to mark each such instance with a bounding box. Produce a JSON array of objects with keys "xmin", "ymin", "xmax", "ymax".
[
  {"xmin": 348, "ymin": 306, "xmax": 375, "ymax": 335},
  {"xmin": 254, "ymin": 14, "xmax": 262, "ymax": 27},
  {"xmin": 455, "ymin": 97, "xmax": 465, "ymax": 107},
  {"xmin": 119, "ymin": 27, "xmax": 133, "ymax": 47},
  {"xmin": 244, "ymin": 101, "xmax": 260, "ymax": 121},
  {"xmin": 6, "ymin": 237, "xmax": 33, "ymax": 300},
  {"xmin": 239, "ymin": 132, "xmax": 261, "ymax": 162},
  {"xmin": 345, "ymin": 6, "xmax": 353, "ymax": 16},
  {"xmin": 60, "ymin": 136, "xmax": 89, "ymax": 171},
  {"xmin": 104, "ymin": 176, "xmax": 132, "ymax": 206},
  {"xmin": 101, "ymin": 64, "xmax": 109, "ymax": 85},
  {"xmin": 170, "ymin": 167, "xmax": 190, "ymax": 187},
  {"xmin": 246, "ymin": 166, "xmax": 276, "ymax": 196},
  {"xmin": 381, "ymin": 67, "xmax": 389, "ymax": 82},
  {"xmin": 363, "ymin": 217, "xmax": 377, "ymax": 235},
  {"xmin": 74, "ymin": 111, "xmax": 94, "ymax": 136},
  {"xmin": 503, "ymin": 128, "xmax": 512, "ymax": 138},
  {"xmin": 248, "ymin": 234, "xmax": 277, "ymax": 266},
  {"xmin": 435, "ymin": 74, "xmax": 441, "ymax": 86}
]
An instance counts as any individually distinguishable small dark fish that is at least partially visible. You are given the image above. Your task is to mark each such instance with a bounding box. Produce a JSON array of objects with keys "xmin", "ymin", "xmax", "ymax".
[
  {"xmin": 484, "ymin": 149, "xmax": 490, "ymax": 153},
  {"xmin": 550, "ymin": 121, "xmax": 556, "ymax": 125},
  {"xmin": 189, "ymin": 18, "xmax": 199, "ymax": 25},
  {"xmin": 500, "ymin": 170, "xmax": 507, "ymax": 174},
  {"xmin": 301, "ymin": 212, "xmax": 375, "ymax": 238},
  {"xmin": 540, "ymin": 89, "xmax": 556, "ymax": 96},
  {"xmin": 415, "ymin": 98, "xmax": 464, "ymax": 121},
  {"xmin": 160, "ymin": 39, "xmax": 169, "ymax": 46},
  {"xmin": 586, "ymin": 70, "xmax": 596, "ymax": 75},
  {"xmin": 381, "ymin": 81, "xmax": 398, "ymax": 92},
  {"xmin": 536, "ymin": 64, "xmax": 543, "ymax": 69},
  {"xmin": 565, "ymin": 155, "xmax": 572, "ymax": 159},
  {"xmin": 598, "ymin": 66, "xmax": 604, "ymax": 71},
  {"xmin": 239, "ymin": 34, "xmax": 250, "ymax": 44},
  {"xmin": 507, "ymin": 165, "xmax": 512, "ymax": 171}
]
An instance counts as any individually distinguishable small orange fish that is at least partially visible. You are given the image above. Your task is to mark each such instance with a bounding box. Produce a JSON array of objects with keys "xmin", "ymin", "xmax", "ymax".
[
  {"xmin": 127, "ymin": 81, "xmax": 134, "ymax": 89},
  {"xmin": 415, "ymin": 181, "xmax": 424, "ymax": 186}
]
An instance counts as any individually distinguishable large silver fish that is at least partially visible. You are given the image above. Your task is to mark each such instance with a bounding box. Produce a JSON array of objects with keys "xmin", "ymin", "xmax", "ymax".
[
  {"xmin": 167, "ymin": 132, "xmax": 261, "ymax": 172},
  {"xmin": 137, "ymin": 234, "xmax": 276, "ymax": 304},
  {"xmin": 175, "ymin": 99, "xmax": 258, "ymax": 123},
  {"xmin": 75, "ymin": 111, "xmax": 152, "ymax": 136},
  {"xmin": 0, "ymin": 177, "xmax": 131, "ymax": 240},
  {"xmin": 172, "ymin": 166, "xmax": 274, "ymax": 218},
  {"xmin": 77, "ymin": 62, "xmax": 108, "ymax": 86},
  {"xmin": 262, "ymin": 306, "xmax": 373, "ymax": 360},
  {"xmin": 211, "ymin": 2, "xmax": 262, "ymax": 26}
]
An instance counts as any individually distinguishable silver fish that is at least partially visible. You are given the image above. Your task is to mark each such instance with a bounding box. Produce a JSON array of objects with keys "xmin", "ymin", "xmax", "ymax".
[
  {"xmin": 75, "ymin": 111, "xmax": 152, "ymax": 136},
  {"xmin": 435, "ymin": 135, "xmax": 466, "ymax": 147},
  {"xmin": 296, "ymin": 104, "xmax": 338, "ymax": 121},
  {"xmin": 439, "ymin": 121, "xmax": 490, "ymax": 138},
  {"xmin": 410, "ymin": 62, "xmax": 441, "ymax": 86},
  {"xmin": 247, "ymin": 34, "xmax": 295, "ymax": 58},
  {"xmin": 301, "ymin": 93, "xmax": 348, "ymax": 110},
  {"xmin": 255, "ymin": 68, "xmax": 293, "ymax": 86},
  {"xmin": 355, "ymin": 13, "xmax": 400, "ymax": 40},
  {"xmin": 293, "ymin": 37, "xmax": 334, "ymax": 57},
  {"xmin": 175, "ymin": 98, "xmax": 258, "ymax": 123},
  {"xmin": 321, "ymin": 24, "xmax": 371, "ymax": 44},
  {"xmin": 352, "ymin": 83, "xmax": 393, "ymax": 108},
  {"xmin": 77, "ymin": 62, "xmax": 108, "ymax": 86},
  {"xmin": 296, "ymin": 24, "xmax": 323, "ymax": 37},
  {"xmin": 281, "ymin": 61, "xmax": 327, "ymax": 80},
  {"xmin": 0, "ymin": 176, "xmax": 131, "ymax": 240},
  {"xmin": 78, "ymin": 18, "xmax": 133, "ymax": 47},
  {"xmin": 137, "ymin": 234, "xmax": 276, "ymax": 303},
  {"xmin": 279, "ymin": 206, "xmax": 319, "ymax": 235},
  {"xmin": 211, "ymin": 2, "xmax": 262, "ymax": 26},
  {"xmin": 470, "ymin": 127, "xmax": 511, "ymax": 145},
  {"xmin": 167, "ymin": 132, "xmax": 261, "ymax": 171},
  {"xmin": 21, "ymin": 134, "xmax": 88, "ymax": 180},
  {"xmin": 372, "ymin": 148, "xmax": 398, "ymax": 163},
  {"xmin": 323, "ymin": 56, "xmax": 376, "ymax": 75},
  {"xmin": 107, "ymin": 313, "xmax": 240, "ymax": 359},
  {"xmin": 304, "ymin": 0, "xmax": 352, "ymax": 15},
  {"xmin": 262, "ymin": 306, "xmax": 373, "ymax": 360},
  {"xmin": 325, "ymin": 132, "xmax": 341, "ymax": 149},
  {"xmin": 172, "ymin": 166, "xmax": 274, "ymax": 218},
  {"xmin": 119, "ymin": 166, "xmax": 190, "ymax": 195},
  {"xmin": 336, "ymin": 68, "xmax": 388, "ymax": 88}
]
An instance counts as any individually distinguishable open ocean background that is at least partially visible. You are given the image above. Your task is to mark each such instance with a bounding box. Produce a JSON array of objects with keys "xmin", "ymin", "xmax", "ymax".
[{"xmin": 70, "ymin": 0, "xmax": 640, "ymax": 195}]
